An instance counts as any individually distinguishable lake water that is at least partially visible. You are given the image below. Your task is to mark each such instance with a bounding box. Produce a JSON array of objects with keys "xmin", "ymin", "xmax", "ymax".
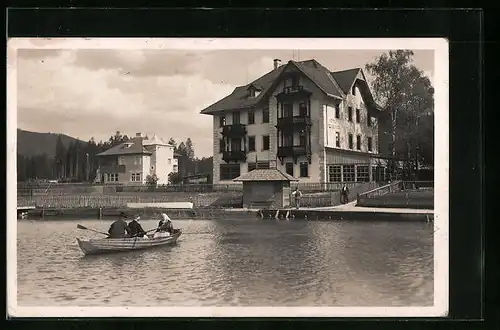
[{"xmin": 16, "ymin": 218, "xmax": 434, "ymax": 306}]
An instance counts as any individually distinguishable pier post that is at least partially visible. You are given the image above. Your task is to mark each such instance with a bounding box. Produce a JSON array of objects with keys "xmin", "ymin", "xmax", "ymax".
[
  {"xmin": 40, "ymin": 208, "xmax": 44, "ymax": 219},
  {"xmin": 98, "ymin": 207, "xmax": 103, "ymax": 220}
]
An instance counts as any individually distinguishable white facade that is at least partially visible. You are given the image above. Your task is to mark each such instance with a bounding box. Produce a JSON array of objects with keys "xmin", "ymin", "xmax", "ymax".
[{"xmin": 210, "ymin": 65, "xmax": 381, "ymax": 185}]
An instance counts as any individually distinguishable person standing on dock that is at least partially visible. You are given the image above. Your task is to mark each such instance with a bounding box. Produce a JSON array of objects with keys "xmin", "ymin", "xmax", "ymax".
[
  {"xmin": 108, "ymin": 212, "xmax": 132, "ymax": 238},
  {"xmin": 341, "ymin": 185, "xmax": 350, "ymax": 204},
  {"xmin": 291, "ymin": 187, "xmax": 302, "ymax": 209},
  {"xmin": 128, "ymin": 215, "xmax": 147, "ymax": 238}
]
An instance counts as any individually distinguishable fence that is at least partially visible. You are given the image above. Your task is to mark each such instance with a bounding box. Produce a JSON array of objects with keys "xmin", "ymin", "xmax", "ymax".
[{"xmin": 17, "ymin": 181, "xmax": 378, "ymax": 196}]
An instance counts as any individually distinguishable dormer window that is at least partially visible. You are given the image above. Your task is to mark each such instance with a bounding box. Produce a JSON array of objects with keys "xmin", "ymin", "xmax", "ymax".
[
  {"xmin": 122, "ymin": 142, "xmax": 133, "ymax": 149},
  {"xmin": 248, "ymin": 86, "xmax": 261, "ymax": 98}
]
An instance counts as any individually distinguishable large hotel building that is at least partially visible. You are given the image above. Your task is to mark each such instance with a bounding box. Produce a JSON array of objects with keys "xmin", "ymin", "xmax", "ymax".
[{"xmin": 200, "ymin": 58, "xmax": 392, "ymax": 185}]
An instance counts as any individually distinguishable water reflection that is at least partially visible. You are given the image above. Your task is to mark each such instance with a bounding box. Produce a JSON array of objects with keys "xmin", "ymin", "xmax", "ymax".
[{"xmin": 17, "ymin": 218, "xmax": 433, "ymax": 306}]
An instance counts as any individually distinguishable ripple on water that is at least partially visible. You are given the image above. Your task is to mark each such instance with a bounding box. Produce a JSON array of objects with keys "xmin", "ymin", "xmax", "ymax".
[{"xmin": 17, "ymin": 219, "xmax": 434, "ymax": 306}]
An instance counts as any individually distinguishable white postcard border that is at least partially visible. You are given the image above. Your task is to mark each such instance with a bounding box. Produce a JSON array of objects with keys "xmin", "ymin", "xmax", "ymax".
[{"xmin": 7, "ymin": 37, "xmax": 449, "ymax": 318}]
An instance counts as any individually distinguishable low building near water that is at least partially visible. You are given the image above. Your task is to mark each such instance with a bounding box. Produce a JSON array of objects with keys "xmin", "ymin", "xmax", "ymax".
[{"xmin": 233, "ymin": 166, "xmax": 298, "ymax": 209}]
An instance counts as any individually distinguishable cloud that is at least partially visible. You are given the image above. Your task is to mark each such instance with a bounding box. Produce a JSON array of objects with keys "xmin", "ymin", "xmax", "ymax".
[
  {"xmin": 16, "ymin": 47, "xmax": 435, "ymax": 159},
  {"xmin": 16, "ymin": 49, "xmax": 236, "ymax": 158}
]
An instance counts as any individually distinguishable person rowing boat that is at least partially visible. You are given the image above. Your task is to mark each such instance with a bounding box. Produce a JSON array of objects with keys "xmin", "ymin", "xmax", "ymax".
[
  {"xmin": 128, "ymin": 215, "xmax": 149, "ymax": 238},
  {"xmin": 107, "ymin": 212, "xmax": 132, "ymax": 238}
]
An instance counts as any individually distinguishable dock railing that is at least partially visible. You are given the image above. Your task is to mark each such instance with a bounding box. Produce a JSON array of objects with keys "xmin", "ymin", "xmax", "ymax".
[{"xmin": 357, "ymin": 180, "xmax": 403, "ymax": 204}]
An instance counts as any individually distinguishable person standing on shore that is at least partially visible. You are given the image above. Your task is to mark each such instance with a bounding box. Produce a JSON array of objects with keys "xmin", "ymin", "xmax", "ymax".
[
  {"xmin": 107, "ymin": 212, "xmax": 131, "ymax": 238},
  {"xmin": 291, "ymin": 187, "xmax": 302, "ymax": 209},
  {"xmin": 341, "ymin": 185, "xmax": 350, "ymax": 204}
]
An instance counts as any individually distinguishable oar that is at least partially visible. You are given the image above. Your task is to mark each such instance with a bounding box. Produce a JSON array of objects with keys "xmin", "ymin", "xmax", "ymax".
[{"xmin": 77, "ymin": 224, "xmax": 110, "ymax": 236}]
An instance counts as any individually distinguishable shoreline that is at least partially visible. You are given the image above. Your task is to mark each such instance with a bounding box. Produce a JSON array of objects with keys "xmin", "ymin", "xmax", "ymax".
[{"xmin": 17, "ymin": 206, "xmax": 434, "ymax": 222}]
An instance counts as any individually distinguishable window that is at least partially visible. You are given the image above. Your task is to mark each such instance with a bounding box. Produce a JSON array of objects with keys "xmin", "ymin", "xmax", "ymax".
[
  {"xmin": 335, "ymin": 132, "xmax": 340, "ymax": 148},
  {"xmin": 231, "ymin": 138, "xmax": 242, "ymax": 152},
  {"xmin": 262, "ymin": 108, "xmax": 270, "ymax": 123},
  {"xmin": 257, "ymin": 161, "xmax": 270, "ymax": 169},
  {"xmin": 374, "ymin": 166, "xmax": 386, "ymax": 182},
  {"xmin": 283, "ymin": 103, "xmax": 293, "ymax": 117},
  {"xmin": 299, "ymin": 102, "xmax": 308, "ymax": 116},
  {"xmin": 232, "ymin": 111, "xmax": 240, "ymax": 125},
  {"xmin": 356, "ymin": 108, "xmax": 360, "ymax": 123},
  {"xmin": 367, "ymin": 114, "xmax": 372, "ymax": 127},
  {"xmin": 356, "ymin": 135, "xmax": 361, "ymax": 150},
  {"xmin": 299, "ymin": 131, "xmax": 307, "ymax": 146},
  {"xmin": 285, "ymin": 162, "xmax": 294, "ymax": 176},
  {"xmin": 248, "ymin": 110, "xmax": 255, "ymax": 125},
  {"xmin": 134, "ymin": 156, "xmax": 142, "ymax": 165},
  {"xmin": 249, "ymin": 88, "xmax": 255, "ymax": 97},
  {"xmin": 343, "ymin": 165, "xmax": 355, "ymax": 182},
  {"xmin": 352, "ymin": 85, "xmax": 356, "ymax": 95},
  {"xmin": 248, "ymin": 136, "xmax": 256, "ymax": 152},
  {"xmin": 356, "ymin": 165, "xmax": 370, "ymax": 182},
  {"xmin": 219, "ymin": 115, "xmax": 226, "ymax": 128},
  {"xmin": 348, "ymin": 133, "xmax": 353, "ymax": 149},
  {"xmin": 262, "ymin": 135, "xmax": 270, "ymax": 150},
  {"xmin": 368, "ymin": 137, "xmax": 373, "ymax": 152},
  {"xmin": 118, "ymin": 156, "xmax": 125, "ymax": 165},
  {"xmin": 219, "ymin": 139, "xmax": 226, "ymax": 153},
  {"xmin": 168, "ymin": 158, "xmax": 172, "ymax": 164},
  {"xmin": 299, "ymin": 162, "xmax": 309, "ymax": 177},
  {"xmin": 131, "ymin": 173, "xmax": 142, "ymax": 182},
  {"xmin": 328, "ymin": 165, "xmax": 342, "ymax": 182},
  {"xmin": 220, "ymin": 164, "xmax": 240, "ymax": 180},
  {"xmin": 348, "ymin": 107, "xmax": 353, "ymax": 122},
  {"xmin": 109, "ymin": 173, "xmax": 119, "ymax": 182},
  {"xmin": 335, "ymin": 104, "xmax": 340, "ymax": 119},
  {"xmin": 283, "ymin": 132, "xmax": 293, "ymax": 146}
]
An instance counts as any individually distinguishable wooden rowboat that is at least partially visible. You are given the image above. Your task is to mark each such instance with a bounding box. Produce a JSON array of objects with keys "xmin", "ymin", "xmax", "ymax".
[{"xmin": 76, "ymin": 230, "xmax": 182, "ymax": 255}]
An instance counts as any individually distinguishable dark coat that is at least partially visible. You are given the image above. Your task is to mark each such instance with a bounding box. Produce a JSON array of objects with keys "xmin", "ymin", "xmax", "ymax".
[
  {"xmin": 128, "ymin": 220, "xmax": 146, "ymax": 237},
  {"xmin": 108, "ymin": 219, "xmax": 131, "ymax": 238}
]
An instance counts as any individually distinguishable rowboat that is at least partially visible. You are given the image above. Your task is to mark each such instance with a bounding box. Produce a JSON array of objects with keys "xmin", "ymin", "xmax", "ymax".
[{"xmin": 76, "ymin": 230, "xmax": 182, "ymax": 255}]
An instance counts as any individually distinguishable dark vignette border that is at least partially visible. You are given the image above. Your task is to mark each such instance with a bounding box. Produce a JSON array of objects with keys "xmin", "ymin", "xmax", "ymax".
[{"xmin": 4, "ymin": 7, "xmax": 486, "ymax": 330}]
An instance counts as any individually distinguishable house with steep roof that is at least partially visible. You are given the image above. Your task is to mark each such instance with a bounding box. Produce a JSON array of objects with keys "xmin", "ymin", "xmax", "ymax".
[
  {"xmin": 200, "ymin": 58, "xmax": 391, "ymax": 185},
  {"xmin": 96, "ymin": 133, "xmax": 179, "ymax": 185}
]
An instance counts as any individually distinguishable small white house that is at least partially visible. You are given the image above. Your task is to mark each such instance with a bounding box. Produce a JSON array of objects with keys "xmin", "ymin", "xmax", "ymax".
[{"xmin": 96, "ymin": 133, "xmax": 179, "ymax": 185}]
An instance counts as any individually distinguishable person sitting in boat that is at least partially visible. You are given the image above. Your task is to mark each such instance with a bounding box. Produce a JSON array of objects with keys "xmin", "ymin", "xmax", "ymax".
[
  {"xmin": 153, "ymin": 213, "xmax": 173, "ymax": 238},
  {"xmin": 127, "ymin": 215, "xmax": 148, "ymax": 238},
  {"xmin": 108, "ymin": 212, "xmax": 132, "ymax": 238}
]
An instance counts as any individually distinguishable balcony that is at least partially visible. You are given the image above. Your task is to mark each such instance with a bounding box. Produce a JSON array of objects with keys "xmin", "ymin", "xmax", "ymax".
[
  {"xmin": 276, "ymin": 115, "xmax": 312, "ymax": 129},
  {"xmin": 276, "ymin": 85, "xmax": 312, "ymax": 101},
  {"xmin": 99, "ymin": 164, "xmax": 126, "ymax": 173},
  {"xmin": 277, "ymin": 145, "xmax": 312, "ymax": 164},
  {"xmin": 221, "ymin": 124, "xmax": 247, "ymax": 137},
  {"xmin": 223, "ymin": 150, "xmax": 247, "ymax": 163}
]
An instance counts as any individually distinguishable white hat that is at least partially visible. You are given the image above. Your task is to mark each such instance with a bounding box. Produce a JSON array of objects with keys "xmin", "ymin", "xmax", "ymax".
[
  {"xmin": 161, "ymin": 213, "xmax": 168, "ymax": 220},
  {"xmin": 134, "ymin": 215, "xmax": 141, "ymax": 221}
]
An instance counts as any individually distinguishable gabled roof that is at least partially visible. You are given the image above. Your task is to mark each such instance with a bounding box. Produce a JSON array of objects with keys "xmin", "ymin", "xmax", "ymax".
[
  {"xmin": 200, "ymin": 65, "xmax": 287, "ymax": 114},
  {"xmin": 233, "ymin": 168, "xmax": 298, "ymax": 182},
  {"xmin": 96, "ymin": 137, "xmax": 152, "ymax": 156},
  {"xmin": 142, "ymin": 134, "xmax": 170, "ymax": 147},
  {"xmin": 200, "ymin": 59, "xmax": 380, "ymax": 115},
  {"xmin": 331, "ymin": 68, "xmax": 361, "ymax": 94}
]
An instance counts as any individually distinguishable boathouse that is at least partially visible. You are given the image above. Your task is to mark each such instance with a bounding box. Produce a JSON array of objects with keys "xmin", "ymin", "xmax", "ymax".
[{"xmin": 233, "ymin": 165, "xmax": 298, "ymax": 209}]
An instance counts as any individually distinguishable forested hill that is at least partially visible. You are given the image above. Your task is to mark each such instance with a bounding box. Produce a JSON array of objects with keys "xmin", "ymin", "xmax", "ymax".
[{"xmin": 17, "ymin": 129, "xmax": 84, "ymax": 158}]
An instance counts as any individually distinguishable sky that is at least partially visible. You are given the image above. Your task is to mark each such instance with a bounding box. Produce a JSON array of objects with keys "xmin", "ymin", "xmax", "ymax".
[{"xmin": 16, "ymin": 47, "xmax": 434, "ymax": 158}]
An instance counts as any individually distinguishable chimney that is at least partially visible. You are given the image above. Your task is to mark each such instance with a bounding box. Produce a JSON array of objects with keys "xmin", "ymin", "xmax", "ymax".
[
  {"xmin": 273, "ymin": 58, "xmax": 281, "ymax": 70},
  {"xmin": 136, "ymin": 132, "xmax": 142, "ymax": 137}
]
